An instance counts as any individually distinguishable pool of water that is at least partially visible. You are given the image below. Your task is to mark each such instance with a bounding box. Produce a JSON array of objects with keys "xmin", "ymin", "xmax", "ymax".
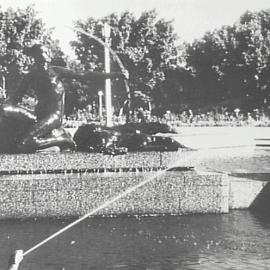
[
  {"xmin": 1, "ymin": 210, "xmax": 270, "ymax": 270},
  {"xmin": 1, "ymin": 146, "xmax": 270, "ymax": 270}
]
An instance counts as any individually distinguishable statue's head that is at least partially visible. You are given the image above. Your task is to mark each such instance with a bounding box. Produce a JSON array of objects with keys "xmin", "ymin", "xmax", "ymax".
[{"xmin": 24, "ymin": 44, "xmax": 52, "ymax": 64}]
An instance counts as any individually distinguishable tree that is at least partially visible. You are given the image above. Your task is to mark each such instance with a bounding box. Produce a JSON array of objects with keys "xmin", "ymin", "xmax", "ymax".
[
  {"xmin": 233, "ymin": 10, "xmax": 270, "ymax": 105},
  {"xmin": 0, "ymin": 6, "xmax": 63, "ymax": 97},
  {"xmin": 64, "ymin": 58, "xmax": 94, "ymax": 115},
  {"xmin": 71, "ymin": 9, "xmax": 180, "ymax": 113},
  {"xmin": 184, "ymin": 29, "xmax": 231, "ymax": 105},
  {"xmin": 184, "ymin": 9, "xmax": 270, "ymax": 110}
]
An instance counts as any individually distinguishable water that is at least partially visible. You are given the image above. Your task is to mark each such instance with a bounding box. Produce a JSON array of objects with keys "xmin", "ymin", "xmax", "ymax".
[
  {"xmin": 1, "ymin": 147, "xmax": 270, "ymax": 270},
  {"xmin": 1, "ymin": 211, "xmax": 270, "ymax": 270}
]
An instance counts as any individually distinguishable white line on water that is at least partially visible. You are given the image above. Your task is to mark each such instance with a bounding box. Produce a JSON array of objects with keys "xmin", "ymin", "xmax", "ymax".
[{"xmin": 23, "ymin": 151, "xmax": 198, "ymax": 257}]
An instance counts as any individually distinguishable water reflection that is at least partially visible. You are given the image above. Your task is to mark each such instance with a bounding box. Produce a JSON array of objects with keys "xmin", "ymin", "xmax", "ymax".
[{"xmin": 1, "ymin": 210, "xmax": 270, "ymax": 269}]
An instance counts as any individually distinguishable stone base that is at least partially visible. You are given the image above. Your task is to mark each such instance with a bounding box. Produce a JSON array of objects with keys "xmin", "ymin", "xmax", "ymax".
[
  {"xmin": 0, "ymin": 151, "xmax": 184, "ymax": 172},
  {"xmin": 0, "ymin": 151, "xmax": 267, "ymax": 219},
  {"xmin": 229, "ymin": 174, "xmax": 270, "ymax": 211},
  {"xmin": 0, "ymin": 170, "xmax": 228, "ymax": 218}
]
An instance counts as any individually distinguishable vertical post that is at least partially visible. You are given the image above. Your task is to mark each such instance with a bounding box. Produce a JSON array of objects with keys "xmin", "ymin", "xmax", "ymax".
[
  {"xmin": 98, "ymin": 90, "xmax": 103, "ymax": 122},
  {"xmin": 103, "ymin": 23, "xmax": 112, "ymax": 127},
  {"xmin": 2, "ymin": 76, "xmax": 5, "ymax": 91},
  {"xmin": 0, "ymin": 75, "xmax": 6, "ymax": 99}
]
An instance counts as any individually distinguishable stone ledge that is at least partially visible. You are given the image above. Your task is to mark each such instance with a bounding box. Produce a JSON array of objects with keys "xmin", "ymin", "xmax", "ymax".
[
  {"xmin": 0, "ymin": 171, "xmax": 228, "ymax": 218},
  {"xmin": 0, "ymin": 151, "xmax": 184, "ymax": 172},
  {"xmin": 229, "ymin": 176, "xmax": 268, "ymax": 209}
]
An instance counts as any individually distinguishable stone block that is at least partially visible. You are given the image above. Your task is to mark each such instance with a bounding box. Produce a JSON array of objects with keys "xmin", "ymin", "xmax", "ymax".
[{"xmin": 0, "ymin": 170, "xmax": 228, "ymax": 218}]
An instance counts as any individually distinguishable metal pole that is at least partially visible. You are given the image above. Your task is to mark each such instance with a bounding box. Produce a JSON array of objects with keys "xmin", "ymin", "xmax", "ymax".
[
  {"xmin": 1, "ymin": 75, "xmax": 6, "ymax": 99},
  {"xmin": 2, "ymin": 76, "xmax": 5, "ymax": 90},
  {"xmin": 98, "ymin": 90, "xmax": 103, "ymax": 122},
  {"xmin": 104, "ymin": 23, "xmax": 112, "ymax": 127}
]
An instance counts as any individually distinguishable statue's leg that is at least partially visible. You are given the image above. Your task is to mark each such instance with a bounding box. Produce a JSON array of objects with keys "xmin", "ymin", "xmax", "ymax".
[{"xmin": 17, "ymin": 112, "xmax": 75, "ymax": 152}]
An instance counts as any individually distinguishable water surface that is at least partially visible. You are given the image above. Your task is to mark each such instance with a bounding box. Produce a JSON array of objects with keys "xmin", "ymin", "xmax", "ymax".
[
  {"xmin": 1, "ymin": 147, "xmax": 270, "ymax": 270},
  {"xmin": 1, "ymin": 210, "xmax": 270, "ymax": 270}
]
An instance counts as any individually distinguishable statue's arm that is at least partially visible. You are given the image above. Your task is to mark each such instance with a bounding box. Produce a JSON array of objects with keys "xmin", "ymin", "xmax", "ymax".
[{"xmin": 51, "ymin": 66, "xmax": 126, "ymax": 81}]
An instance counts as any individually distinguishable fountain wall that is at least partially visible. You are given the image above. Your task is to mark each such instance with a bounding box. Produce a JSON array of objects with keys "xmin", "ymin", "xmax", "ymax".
[{"xmin": 0, "ymin": 170, "xmax": 228, "ymax": 218}]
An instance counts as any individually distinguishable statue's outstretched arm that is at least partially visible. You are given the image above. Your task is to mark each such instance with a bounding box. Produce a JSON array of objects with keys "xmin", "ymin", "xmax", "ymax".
[{"xmin": 51, "ymin": 66, "xmax": 126, "ymax": 81}]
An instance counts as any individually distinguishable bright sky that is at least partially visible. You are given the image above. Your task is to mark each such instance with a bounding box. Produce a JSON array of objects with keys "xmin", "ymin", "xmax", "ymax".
[{"xmin": 1, "ymin": 0, "xmax": 270, "ymax": 57}]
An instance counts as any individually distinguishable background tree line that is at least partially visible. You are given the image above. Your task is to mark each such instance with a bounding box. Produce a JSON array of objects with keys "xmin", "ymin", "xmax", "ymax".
[
  {"xmin": 1, "ymin": 6, "xmax": 270, "ymax": 116},
  {"xmin": 184, "ymin": 9, "xmax": 270, "ymax": 112}
]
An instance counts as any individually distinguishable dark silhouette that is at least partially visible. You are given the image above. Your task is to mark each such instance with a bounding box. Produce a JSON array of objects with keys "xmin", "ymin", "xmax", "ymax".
[
  {"xmin": 74, "ymin": 123, "xmax": 183, "ymax": 153},
  {"xmin": 0, "ymin": 44, "xmax": 127, "ymax": 153}
]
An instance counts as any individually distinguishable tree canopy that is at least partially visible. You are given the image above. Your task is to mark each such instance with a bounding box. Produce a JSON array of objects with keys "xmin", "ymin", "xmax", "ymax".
[
  {"xmin": 184, "ymin": 9, "xmax": 270, "ymax": 110},
  {"xmin": 0, "ymin": 6, "xmax": 63, "ymax": 96},
  {"xmin": 2, "ymin": 6, "xmax": 270, "ymax": 115},
  {"xmin": 71, "ymin": 9, "xmax": 180, "ymax": 113}
]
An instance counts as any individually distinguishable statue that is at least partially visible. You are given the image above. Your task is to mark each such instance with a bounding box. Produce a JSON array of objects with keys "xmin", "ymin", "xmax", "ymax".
[
  {"xmin": 74, "ymin": 122, "xmax": 183, "ymax": 153},
  {"xmin": 0, "ymin": 44, "xmax": 127, "ymax": 153}
]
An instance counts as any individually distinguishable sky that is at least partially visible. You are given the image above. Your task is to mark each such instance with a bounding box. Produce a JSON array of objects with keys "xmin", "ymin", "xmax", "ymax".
[{"xmin": 1, "ymin": 0, "xmax": 270, "ymax": 57}]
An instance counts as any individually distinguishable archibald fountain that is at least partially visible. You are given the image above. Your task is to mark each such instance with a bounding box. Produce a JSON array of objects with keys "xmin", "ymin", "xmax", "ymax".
[
  {"xmin": 1, "ymin": 44, "xmax": 230, "ymax": 270},
  {"xmin": 0, "ymin": 44, "xmax": 181, "ymax": 155}
]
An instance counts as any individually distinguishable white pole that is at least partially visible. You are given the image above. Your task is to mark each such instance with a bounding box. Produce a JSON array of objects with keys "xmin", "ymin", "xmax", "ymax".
[
  {"xmin": 2, "ymin": 76, "xmax": 5, "ymax": 90},
  {"xmin": 104, "ymin": 23, "xmax": 112, "ymax": 127},
  {"xmin": 98, "ymin": 90, "xmax": 103, "ymax": 122},
  {"xmin": 1, "ymin": 76, "xmax": 6, "ymax": 99}
]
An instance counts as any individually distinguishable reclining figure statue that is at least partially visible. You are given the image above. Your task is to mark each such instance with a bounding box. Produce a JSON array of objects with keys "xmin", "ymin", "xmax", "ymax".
[{"xmin": 0, "ymin": 44, "xmax": 127, "ymax": 153}]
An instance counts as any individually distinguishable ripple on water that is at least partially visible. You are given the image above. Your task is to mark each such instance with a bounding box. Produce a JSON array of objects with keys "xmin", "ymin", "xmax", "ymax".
[{"xmin": 0, "ymin": 210, "xmax": 270, "ymax": 269}]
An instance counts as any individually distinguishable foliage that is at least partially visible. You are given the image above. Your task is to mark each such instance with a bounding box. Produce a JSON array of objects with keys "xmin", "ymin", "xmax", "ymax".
[
  {"xmin": 0, "ymin": 6, "xmax": 63, "ymax": 95},
  {"xmin": 63, "ymin": 58, "xmax": 91, "ymax": 115},
  {"xmin": 70, "ymin": 9, "xmax": 180, "ymax": 112},
  {"xmin": 184, "ymin": 9, "xmax": 270, "ymax": 110}
]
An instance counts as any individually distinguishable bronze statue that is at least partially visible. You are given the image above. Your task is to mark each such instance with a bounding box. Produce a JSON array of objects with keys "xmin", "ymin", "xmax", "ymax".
[{"xmin": 0, "ymin": 44, "xmax": 127, "ymax": 153}]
